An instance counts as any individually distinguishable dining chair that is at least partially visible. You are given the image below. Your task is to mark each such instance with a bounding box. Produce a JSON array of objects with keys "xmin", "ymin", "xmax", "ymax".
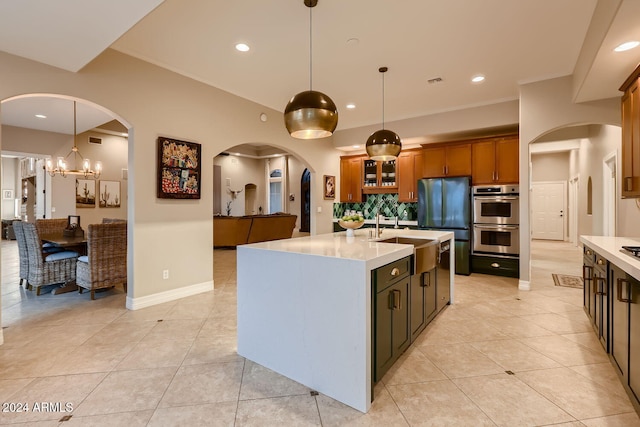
[
  {"xmin": 77, "ymin": 222, "xmax": 127, "ymax": 300},
  {"xmin": 12, "ymin": 221, "xmax": 30, "ymax": 288},
  {"xmin": 35, "ymin": 218, "xmax": 68, "ymax": 253},
  {"xmin": 35, "ymin": 218, "xmax": 68, "ymax": 235},
  {"xmin": 102, "ymin": 218, "xmax": 126, "ymax": 224},
  {"xmin": 22, "ymin": 223, "xmax": 79, "ymax": 296}
]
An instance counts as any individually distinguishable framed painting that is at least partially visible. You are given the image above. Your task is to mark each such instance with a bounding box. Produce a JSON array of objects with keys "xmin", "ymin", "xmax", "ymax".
[
  {"xmin": 76, "ymin": 179, "xmax": 96, "ymax": 208},
  {"xmin": 323, "ymin": 175, "xmax": 335, "ymax": 200},
  {"xmin": 99, "ymin": 180, "xmax": 121, "ymax": 208},
  {"xmin": 157, "ymin": 136, "xmax": 201, "ymax": 199}
]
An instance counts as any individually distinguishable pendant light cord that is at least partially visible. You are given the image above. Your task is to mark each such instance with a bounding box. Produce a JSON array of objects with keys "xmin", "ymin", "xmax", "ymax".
[
  {"xmin": 309, "ymin": 5, "xmax": 313, "ymax": 91},
  {"xmin": 381, "ymin": 71, "xmax": 385, "ymax": 130}
]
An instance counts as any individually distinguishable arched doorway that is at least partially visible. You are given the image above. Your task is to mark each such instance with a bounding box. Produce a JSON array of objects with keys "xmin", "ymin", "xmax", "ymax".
[
  {"xmin": 1, "ymin": 94, "xmax": 131, "ymax": 306},
  {"xmin": 300, "ymin": 169, "xmax": 311, "ymax": 232}
]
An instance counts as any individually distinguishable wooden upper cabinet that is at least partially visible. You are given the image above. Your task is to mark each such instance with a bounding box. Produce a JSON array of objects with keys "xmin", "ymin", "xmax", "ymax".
[
  {"xmin": 339, "ymin": 155, "xmax": 363, "ymax": 203},
  {"xmin": 495, "ymin": 137, "xmax": 519, "ymax": 184},
  {"xmin": 422, "ymin": 143, "xmax": 471, "ymax": 178},
  {"xmin": 397, "ymin": 149, "xmax": 424, "ymax": 202},
  {"xmin": 471, "ymin": 135, "xmax": 519, "ymax": 185},
  {"xmin": 620, "ymin": 64, "xmax": 640, "ymax": 198}
]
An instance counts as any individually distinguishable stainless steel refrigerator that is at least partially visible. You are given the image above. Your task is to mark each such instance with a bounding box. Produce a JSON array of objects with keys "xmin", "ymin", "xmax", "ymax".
[{"xmin": 417, "ymin": 177, "xmax": 471, "ymax": 275}]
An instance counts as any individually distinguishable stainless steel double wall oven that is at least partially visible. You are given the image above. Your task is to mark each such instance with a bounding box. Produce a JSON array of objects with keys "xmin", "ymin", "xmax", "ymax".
[{"xmin": 472, "ymin": 184, "xmax": 519, "ymax": 257}]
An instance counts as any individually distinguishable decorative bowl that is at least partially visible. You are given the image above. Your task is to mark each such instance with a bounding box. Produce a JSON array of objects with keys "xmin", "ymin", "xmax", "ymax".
[{"xmin": 338, "ymin": 219, "xmax": 365, "ymax": 237}]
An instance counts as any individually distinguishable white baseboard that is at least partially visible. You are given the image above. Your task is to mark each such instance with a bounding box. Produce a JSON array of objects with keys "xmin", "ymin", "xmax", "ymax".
[
  {"xmin": 126, "ymin": 281, "xmax": 214, "ymax": 310},
  {"xmin": 518, "ymin": 280, "xmax": 531, "ymax": 291}
]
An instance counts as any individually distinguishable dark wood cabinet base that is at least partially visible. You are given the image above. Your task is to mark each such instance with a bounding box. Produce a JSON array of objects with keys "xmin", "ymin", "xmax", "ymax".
[{"xmin": 471, "ymin": 254, "xmax": 519, "ymax": 278}]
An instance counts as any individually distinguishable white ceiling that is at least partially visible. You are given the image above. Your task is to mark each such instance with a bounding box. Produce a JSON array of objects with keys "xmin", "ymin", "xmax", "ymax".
[{"xmin": 1, "ymin": 0, "xmax": 640, "ymax": 140}]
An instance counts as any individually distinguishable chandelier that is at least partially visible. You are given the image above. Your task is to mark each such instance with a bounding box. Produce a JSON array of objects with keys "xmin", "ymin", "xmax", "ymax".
[{"xmin": 45, "ymin": 101, "xmax": 102, "ymax": 179}]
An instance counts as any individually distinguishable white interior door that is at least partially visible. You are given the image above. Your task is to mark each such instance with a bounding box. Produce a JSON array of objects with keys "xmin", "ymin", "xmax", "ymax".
[{"xmin": 532, "ymin": 181, "xmax": 566, "ymax": 240}]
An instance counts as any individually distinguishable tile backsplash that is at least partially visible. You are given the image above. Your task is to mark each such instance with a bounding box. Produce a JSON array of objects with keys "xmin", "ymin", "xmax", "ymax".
[{"xmin": 333, "ymin": 194, "xmax": 418, "ymax": 220}]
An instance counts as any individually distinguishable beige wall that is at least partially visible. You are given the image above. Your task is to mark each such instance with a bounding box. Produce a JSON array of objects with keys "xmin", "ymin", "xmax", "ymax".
[
  {"xmin": 1, "ymin": 125, "xmax": 128, "ymax": 225},
  {"xmin": 531, "ymin": 152, "xmax": 570, "ymax": 182},
  {"xmin": 1, "ymin": 157, "xmax": 18, "ymax": 219},
  {"xmin": 0, "ymin": 48, "xmax": 341, "ymax": 310}
]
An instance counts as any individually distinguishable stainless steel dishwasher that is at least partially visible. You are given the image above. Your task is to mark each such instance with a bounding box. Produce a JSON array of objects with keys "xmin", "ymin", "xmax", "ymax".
[{"xmin": 437, "ymin": 240, "xmax": 451, "ymax": 312}]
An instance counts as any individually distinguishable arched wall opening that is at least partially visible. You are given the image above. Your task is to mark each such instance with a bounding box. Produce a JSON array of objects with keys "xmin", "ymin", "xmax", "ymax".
[
  {"xmin": 0, "ymin": 93, "xmax": 133, "ymax": 305},
  {"xmin": 518, "ymin": 75, "xmax": 622, "ymax": 290},
  {"xmin": 529, "ymin": 124, "xmax": 628, "ymax": 254},
  {"xmin": 212, "ymin": 142, "xmax": 316, "ymax": 235}
]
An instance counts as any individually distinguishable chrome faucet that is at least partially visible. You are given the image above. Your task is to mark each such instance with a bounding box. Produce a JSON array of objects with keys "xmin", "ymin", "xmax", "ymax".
[
  {"xmin": 375, "ymin": 199, "xmax": 385, "ymax": 238},
  {"xmin": 393, "ymin": 202, "xmax": 400, "ymax": 229}
]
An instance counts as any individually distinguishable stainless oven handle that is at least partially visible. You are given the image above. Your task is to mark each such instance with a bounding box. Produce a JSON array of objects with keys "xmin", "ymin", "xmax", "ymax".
[
  {"xmin": 473, "ymin": 196, "xmax": 519, "ymax": 201},
  {"xmin": 474, "ymin": 224, "xmax": 519, "ymax": 230}
]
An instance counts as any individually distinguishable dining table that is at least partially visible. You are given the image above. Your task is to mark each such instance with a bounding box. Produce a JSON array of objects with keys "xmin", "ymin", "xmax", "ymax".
[{"xmin": 40, "ymin": 232, "xmax": 88, "ymax": 295}]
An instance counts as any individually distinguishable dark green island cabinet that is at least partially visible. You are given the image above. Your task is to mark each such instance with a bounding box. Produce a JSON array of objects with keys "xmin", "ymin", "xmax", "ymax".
[
  {"xmin": 373, "ymin": 256, "xmax": 411, "ymax": 382},
  {"xmin": 372, "ymin": 255, "xmax": 440, "ymax": 382},
  {"xmin": 582, "ymin": 238, "xmax": 640, "ymax": 414}
]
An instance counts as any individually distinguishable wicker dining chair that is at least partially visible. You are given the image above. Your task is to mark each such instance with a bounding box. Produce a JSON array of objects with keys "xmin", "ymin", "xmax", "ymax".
[
  {"xmin": 12, "ymin": 221, "xmax": 30, "ymax": 288},
  {"xmin": 22, "ymin": 222, "xmax": 79, "ymax": 296},
  {"xmin": 35, "ymin": 218, "xmax": 68, "ymax": 235},
  {"xmin": 77, "ymin": 222, "xmax": 127, "ymax": 300},
  {"xmin": 101, "ymin": 218, "xmax": 126, "ymax": 224}
]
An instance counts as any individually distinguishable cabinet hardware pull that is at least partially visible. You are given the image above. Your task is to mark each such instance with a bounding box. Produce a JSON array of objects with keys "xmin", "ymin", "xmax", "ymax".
[
  {"xmin": 491, "ymin": 262, "xmax": 500, "ymax": 268},
  {"xmin": 594, "ymin": 277, "xmax": 607, "ymax": 296},
  {"xmin": 389, "ymin": 289, "xmax": 401, "ymax": 310},
  {"xmin": 597, "ymin": 259, "xmax": 605, "ymax": 265},
  {"xmin": 586, "ymin": 250, "xmax": 592, "ymax": 255},
  {"xmin": 617, "ymin": 278, "xmax": 632, "ymax": 303},
  {"xmin": 625, "ymin": 177, "xmax": 634, "ymax": 191},
  {"xmin": 420, "ymin": 273, "xmax": 430, "ymax": 287},
  {"xmin": 442, "ymin": 166, "xmax": 446, "ymax": 175},
  {"xmin": 582, "ymin": 265, "xmax": 593, "ymax": 281},
  {"xmin": 390, "ymin": 267, "xmax": 400, "ymax": 276}
]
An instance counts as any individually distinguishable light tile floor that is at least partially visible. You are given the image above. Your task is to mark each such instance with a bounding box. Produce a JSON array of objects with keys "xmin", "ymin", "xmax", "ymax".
[{"xmin": 1, "ymin": 239, "xmax": 639, "ymax": 426}]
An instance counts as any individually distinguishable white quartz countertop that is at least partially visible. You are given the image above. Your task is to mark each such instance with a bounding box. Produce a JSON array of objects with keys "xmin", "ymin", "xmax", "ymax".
[
  {"xmin": 580, "ymin": 235, "xmax": 640, "ymax": 279},
  {"xmin": 241, "ymin": 228, "xmax": 453, "ymax": 262}
]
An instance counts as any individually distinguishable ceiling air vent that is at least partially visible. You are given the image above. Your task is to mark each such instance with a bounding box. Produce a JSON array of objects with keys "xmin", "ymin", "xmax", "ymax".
[
  {"xmin": 427, "ymin": 77, "xmax": 443, "ymax": 85},
  {"xmin": 88, "ymin": 136, "xmax": 102, "ymax": 145}
]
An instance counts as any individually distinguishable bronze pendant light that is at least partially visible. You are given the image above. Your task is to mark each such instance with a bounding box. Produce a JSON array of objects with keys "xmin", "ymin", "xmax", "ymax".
[
  {"xmin": 366, "ymin": 67, "xmax": 402, "ymax": 160},
  {"xmin": 284, "ymin": 0, "xmax": 338, "ymax": 139}
]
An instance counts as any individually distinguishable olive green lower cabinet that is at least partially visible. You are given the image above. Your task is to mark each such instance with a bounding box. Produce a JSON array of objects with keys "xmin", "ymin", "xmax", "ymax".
[
  {"xmin": 373, "ymin": 256, "xmax": 411, "ymax": 382},
  {"xmin": 581, "ymin": 237, "xmax": 640, "ymax": 414},
  {"xmin": 610, "ymin": 263, "xmax": 640, "ymax": 407},
  {"xmin": 372, "ymin": 255, "xmax": 440, "ymax": 382}
]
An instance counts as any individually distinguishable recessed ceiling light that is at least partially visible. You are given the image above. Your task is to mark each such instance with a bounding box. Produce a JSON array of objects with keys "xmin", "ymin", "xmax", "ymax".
[
  {"xmin": 614, "ymin": 41, "xmax": 640, "ymax": 52},
  {"xmin": 35, "ymin": 114, "xmax": 47, "ymax": 119},
  {"xmin": 346, "ymin": 103, "xmax": 356, "ymax": 109},
  {"xmin": 121, "ymin": 133, "xmax": 128, "ymax": 137},
  {"xmin": 352, "ymin": 145, "xmax": 360, "ymax": 148},
  {"xmin": 235, "ymin": 43, "xmax": 250, "ymax": 52},
  {"xmin": 471, "ymin": 74, "xmax": 485, "ymax": 83}
]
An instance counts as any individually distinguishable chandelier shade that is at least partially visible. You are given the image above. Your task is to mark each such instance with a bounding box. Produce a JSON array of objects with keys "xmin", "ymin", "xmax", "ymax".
[
  {"xmin": 366, "ymin": 66, "xmax": 402, "ymax": 160},
  {"xmin": 284, "ymin": 0, "xmax": 338, "ymax": 139}
]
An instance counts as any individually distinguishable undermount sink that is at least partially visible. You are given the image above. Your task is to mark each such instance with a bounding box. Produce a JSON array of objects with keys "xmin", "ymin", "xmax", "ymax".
[
  {"xmin": 378, "ymin": 237, "xmax": 438, "ymax": 274},
  {"xmin": 378, "ymin": 236, "xmax": 437, "ymax": 247}
]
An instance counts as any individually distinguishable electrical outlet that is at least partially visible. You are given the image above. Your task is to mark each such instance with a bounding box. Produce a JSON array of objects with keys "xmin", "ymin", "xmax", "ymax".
[{"xmin": 162, "ymin": 270, "xmax": 169, "ymax": 280}]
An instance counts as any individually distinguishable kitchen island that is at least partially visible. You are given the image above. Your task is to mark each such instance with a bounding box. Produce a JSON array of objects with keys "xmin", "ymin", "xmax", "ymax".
[{"xmin": 237, "ymin": 228, "xmax": 454, "ymax": 413}]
